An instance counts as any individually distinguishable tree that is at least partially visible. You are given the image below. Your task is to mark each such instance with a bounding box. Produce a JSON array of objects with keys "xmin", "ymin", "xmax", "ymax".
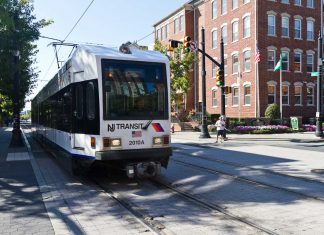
[
  {"xmin": 265, "ymin": 103, "xmax": 280, "ymax": 121},
  {"xmin": 0, "ymin": 0, "xmax": 52, "ymax": 119},
  {"xmin": 154, "ymin": 39, "xmax": 197, "ymax": 112}
]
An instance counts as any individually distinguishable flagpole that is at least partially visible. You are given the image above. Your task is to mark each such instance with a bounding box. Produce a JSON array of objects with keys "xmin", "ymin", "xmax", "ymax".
[
  {"xmin": 279, "ymin": 63, "xmax": 282, "ymax": 122},
  {"xmin": 238, "ymin": 61, "xmax": 241, "ymax": 122}
]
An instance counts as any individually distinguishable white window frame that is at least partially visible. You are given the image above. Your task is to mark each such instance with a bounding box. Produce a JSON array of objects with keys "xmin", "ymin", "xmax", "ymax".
[
  {"xmin": 294, "ymin": 18, "xmax": 302, "ymax": 39},
  {"xmin": 232, "ymin": 86, "xmax": 239, "ymax": 106},
  {"xmin": 268, "ymin": 14, "xmax": 276, "ymax": 36},
  {"xmin": 174, "ymin": 18, "xmax": 179, "ymax": 34},
  {"xmin": 179, "ymin": 15, "xmax": 184, "ymax": 32},
  {"xmin": 267, "ymin": 84, "xmax": 276, "ymax": 104},
  {"xmin": 212, "ymin": 29, "xmax": 217, "ymax": 49},
  {"xmin": 232, "ymin": 52, "xmax": 239, "ymax": 74},
  {"xmin": 221, "ymin": 0, "xmax": 227, "ymax": 15},
  {"xmin": 232, "ymin": 21, "xmax": 238, "ymax": 42},
  {"xmin": 281, "ymin": 16, "xmax": 289, "ymax": 37},
  {"xmin": 281, "ymin": 50, "xmax": 289, "ymax": 71},
  {"xmin": 212, "ymin": 62, "xmax": 217, "ymax": 78},
  {"xmin": 243, "ymin": 15, "xmax": 250, "ymax": 38},
  {"xmin": 221, "ymin": 25, "xmax": 227, "ymax": 44},
  {"xmin": 294, "ymin": 51, "xmax": 302, "ymax": 72},
  {"xmin": 243, "ymin": 49, "xmax": 251, "ymax": 71},
  {"xmin": 282, "ymin": 84, "xmax": 290, "ymax": 105},
  {"xmin": 307, "ymin": 86, "xmax": 315, "ymax": 106},
  {"xmin": 212, "ymin": 89, "xmax": 218, "ymax": 107},
  {"xmin": 212, "ymin": 1, "xmax": 217, "ymax": 19},
  {"xmin": 243, "ymin": 84, "xmax": 251, "ymax": 105},
  {"xmin": 294, "ymin": 85, "xmax": 302, "ymax": 106},
  {"xmin": 306, "ymin": 53, "xmax": 314, "ymax": 73},
  {"xmin": 232, "ymin": 0, "xmax": 238, "ymax": 10},
  {"xmin": 306, "ymin": 0, "xmax": 314, "ymax": 8},
  {"xmin": 294, "ymin": 0, "xmax": 301, "ymax": 6},
  {"xmin": 307, "ymin": 20, "xmax": 314, "ymax": 41},
  {"xmin": 267, "ymin": 49, "xmax": 276, "ymax": 70}
]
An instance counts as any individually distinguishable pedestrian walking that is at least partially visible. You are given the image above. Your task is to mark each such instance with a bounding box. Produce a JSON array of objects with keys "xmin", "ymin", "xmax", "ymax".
[{"xmin": 215, "ymin": 116, "xmax": 226, "ymax": 143}]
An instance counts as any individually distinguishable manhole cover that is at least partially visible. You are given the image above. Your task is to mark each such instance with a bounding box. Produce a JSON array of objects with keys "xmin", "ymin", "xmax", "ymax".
[{"xmin": 311, "ymin": 169, "xmax": 324, "ymax": 174}]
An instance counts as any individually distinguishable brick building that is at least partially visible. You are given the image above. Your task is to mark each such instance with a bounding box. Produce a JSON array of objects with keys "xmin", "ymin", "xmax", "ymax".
[{"xmin": 154, "ymin": 0, "xmax": 323, "ymax": 121}]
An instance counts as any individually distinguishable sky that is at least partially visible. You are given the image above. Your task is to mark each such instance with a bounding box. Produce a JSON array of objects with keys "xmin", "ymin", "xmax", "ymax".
[{"xmin": 25, "ymin": 0, "xmax": 189, "ymax": 110}]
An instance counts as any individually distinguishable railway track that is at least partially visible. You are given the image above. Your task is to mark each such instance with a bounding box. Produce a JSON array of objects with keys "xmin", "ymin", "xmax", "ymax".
[{"xmin": 171, "ymin": 152, "xmax": 324, "ymax": 202}]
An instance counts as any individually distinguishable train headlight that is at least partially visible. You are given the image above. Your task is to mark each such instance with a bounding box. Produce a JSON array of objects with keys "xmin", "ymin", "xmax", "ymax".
[
  {"xmin": 111, "ymin": 138, "xmax": 122, "ymax": 147},
  {"xmin": 153, "ymin": 137, "xmax": 163, "ymax": 145}
]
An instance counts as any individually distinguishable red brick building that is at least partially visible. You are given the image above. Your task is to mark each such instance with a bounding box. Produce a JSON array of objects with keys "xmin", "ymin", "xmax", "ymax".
[{"xmin": 154, "ymin": 0, "xmax": 322, "ymax": 120}]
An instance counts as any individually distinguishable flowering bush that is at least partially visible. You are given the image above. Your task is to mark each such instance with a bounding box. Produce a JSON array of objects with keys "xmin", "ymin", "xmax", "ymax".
[
  {"xmin": 234, "ymin": 125, "xmax": 290, "ymax": 134},
  {"xmin": 302, "ymin": 124, "xmax": 324, "ymax": 132}
]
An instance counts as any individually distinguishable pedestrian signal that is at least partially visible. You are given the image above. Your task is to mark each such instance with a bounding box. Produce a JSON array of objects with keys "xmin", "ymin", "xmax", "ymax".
[
  {"xmin": 216, "ymin": 70, "xmax": 224, "ymax": 87},
  {"xmin": 224, "ymin": 86, "xmax": 232, "ymax": 94},
  {"xmin": 183, "ymin": 36, "xmax": 191, "ymax": 53},
  {"xmin": 168, "ymin": 40, "xmax": 180, "ymax": 51}
]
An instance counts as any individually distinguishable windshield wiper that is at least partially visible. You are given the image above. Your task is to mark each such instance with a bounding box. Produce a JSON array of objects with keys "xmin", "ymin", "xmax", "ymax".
[{"xmin": 142, "ymin": 119, "xmax": 153, "ymax": 130}]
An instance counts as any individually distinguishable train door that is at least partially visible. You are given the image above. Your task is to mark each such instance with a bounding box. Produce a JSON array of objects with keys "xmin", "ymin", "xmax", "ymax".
[{"xmin": 72, "ymin": 83, "xmax": 85, "ymax": 150}]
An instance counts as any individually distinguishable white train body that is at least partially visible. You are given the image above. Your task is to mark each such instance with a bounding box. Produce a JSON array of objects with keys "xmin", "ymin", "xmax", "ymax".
[{"xmin": 32, "ymin": 44, "xmax": 172, "ymax": 177}]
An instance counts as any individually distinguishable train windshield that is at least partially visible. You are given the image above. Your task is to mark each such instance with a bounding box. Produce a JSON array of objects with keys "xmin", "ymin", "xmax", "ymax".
[{"xmin": 102, "ymin": 59, "xmax": 168, "ymax": 120}]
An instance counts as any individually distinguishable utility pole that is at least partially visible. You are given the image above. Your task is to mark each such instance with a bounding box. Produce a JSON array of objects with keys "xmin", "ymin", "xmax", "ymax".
[
  {"xmin": 199, "ymin": 27, "xmax": 211, "ymax": 138},
  {"xmin": 315, "ymin": 31, "xmax": 323, "ymax": 137},
  {"xmin": 220, "ymin": 38, "xmax": 225, "ymax": 117}
]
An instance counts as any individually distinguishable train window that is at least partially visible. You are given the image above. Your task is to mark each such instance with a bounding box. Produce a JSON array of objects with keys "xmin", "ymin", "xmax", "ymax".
[
  {"xmin": 76, "ymin": 84, "xmax": 83, "ymax": 119},
  {"xmin": 86, "ymin": 82, "xmax": 95, "ymax": 120}
]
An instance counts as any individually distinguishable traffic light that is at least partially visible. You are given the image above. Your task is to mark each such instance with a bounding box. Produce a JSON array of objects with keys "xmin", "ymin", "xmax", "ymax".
[
  {"xmin": 168, "ymin": 40, "xmax": 180, "ymax": 51},
  {"xmin": 183, "ymin": 36, "xmax": 191, "ymax": 53},
  {"xmin": 216, "ymin": 70, "xmax": 224, "ymax": 87}
]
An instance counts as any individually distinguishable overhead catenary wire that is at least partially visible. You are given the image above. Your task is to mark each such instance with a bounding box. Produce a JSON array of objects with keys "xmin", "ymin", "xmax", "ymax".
[{"xmin": 40, "ymin": 0, "xmax": 95, "ymax": 82}]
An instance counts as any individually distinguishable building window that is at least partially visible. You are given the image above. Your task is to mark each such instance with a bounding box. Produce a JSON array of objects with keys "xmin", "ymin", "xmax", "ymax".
[
  {"xmin": 268, "ymin": 15, "xmax": 276, "ymax": 36},
  {"xmin": 244, "ymin": 85, "xmax": 251, "ymax": 105},
  {"xmin": 166, "ymin": 24, "xmax": 169, "ymax": 38},
  {"xmin": 243, "ymin": 0, "xmax": 250, "ymax": 3},
  {"xmin": 212, "ymin": 62, "xmax": 217, "ymax": 78},
  {"xmin": 268, "ymin": 85, "xmax": 275, "ymax": 104},
  {"xmin": 294, "ymin": 0, "xmax": 301, "ymax": 6},
  {"xmin": 212, "ymin": 1, "xmax": 217, "ymax": 19},
  {"xmin": 307, "ymin": 54, "xmax": 314, "ymax": 73},
  {"xmin": 179, "ymin": 15, "xmax": 184, "ymax": 32},
  {"xmin": 267, "ymin": 50, "xmax": 276, "ymax": 70},
  {"xmin": 243, "ymin": 50, "xmax": 251, "ymax": 71},
  {"xmin": 281, "ymin": 0, "xmax": 289, "ymax": 3},
  {"xmin": 232, "ymin": 0, "xmax": 238, "ymax": 9},
  {"xmin": 307, "ymin": 0, "xmax": 314, "ymax": 8},
  {"xmin": 243, "ymin": 15, "xmax": 250, "ymax": 38},
  {"xmin": 156, "ymin": 29, "xmax": 161, "ymax": 41},
  {"xmin": 212, "ymin": 90, "xmax": 217, "ymax": 106},
  {"xmin": 225, "ymin": 93, "xmax": 228, "ymax": 106},
  {"xmin": 174, "ymin": 18, "xmax": 179, "ymax": 34},
  {"xmin": 294, "ymin": 52, "xmax": 302, "ymax": 72},
  {"xmin": 232, "ymin": 87, "xmax": 239, "ymax": 105},
  {"xmin": 294, "ymin": 19, "xmax": 301, "ymax": 39},
  {"xmin": 282, "ymin": 17, "xmax": 289, "ymax": 37},
  {"xmin": 232, "ymin": 21, "xmax": 238, "ymax": 42},
  {"xmin": 221, "ymin": 25, "xmax": 227, "ymax": 44},
  {"xmin": 232, "ymin": 53, "xmax": 239, "ymax": 74},
  {"xmin": 282, "ymin": 85, "xmax": 289, "ymax": 105},
  {"xmin": 307, "ymin": 20, "xmax": 314, "ymax": 40},
  {"xmin": 307, "ymin": 87, "xmax": 314, "ymax": 105},
  {"xmin": 212, "ymin": 30, "xmax": 217, "ymax": 48},
  {"xmin": 221, "ymin": 0, "xmax": 227, "ymax": 15},
  {"xmin": 282, "ymin": 51, "xmax": 289, "ymax": 71},
  {"xmin": 294, "ymin": 86, "xmax": 302, "ymax": 105},
  {"xmin": 224, "ymin": 56, "xmax": 228, "ymax": 74}
]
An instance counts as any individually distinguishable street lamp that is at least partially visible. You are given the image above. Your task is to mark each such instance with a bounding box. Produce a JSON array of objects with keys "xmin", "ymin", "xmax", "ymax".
[
  {"xmin": 10, "ymin": 49, "xmax": 23, "ymax": 147},
  {"xmin": 315, "ymin": 31, "xmax": 323, "ymax": 137}
]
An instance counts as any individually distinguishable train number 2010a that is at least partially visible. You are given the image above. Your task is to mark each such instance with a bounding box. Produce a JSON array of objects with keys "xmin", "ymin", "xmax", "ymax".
[{"xmin": 129, "ymin": 140, "xmax": 144, "ymax": 145}]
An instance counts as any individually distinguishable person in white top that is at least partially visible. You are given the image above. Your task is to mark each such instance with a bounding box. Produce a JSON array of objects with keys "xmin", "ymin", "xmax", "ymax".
[{"xmin": 215, "ymin": 116, "xmax": 226, "ymax": 143}]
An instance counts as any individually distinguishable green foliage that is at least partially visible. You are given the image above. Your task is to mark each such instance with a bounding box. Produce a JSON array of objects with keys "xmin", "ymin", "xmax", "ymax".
[
  {"xmin": 0, "ymin": 0, "xmax": 52, "ymax": 118},
  {"xmin": 154, "ymin": 39, "xmax": 198, "ymax": 111},
  {"xmin": 265, "ymin": 103, "xmax": 280, "ymax": 120}
]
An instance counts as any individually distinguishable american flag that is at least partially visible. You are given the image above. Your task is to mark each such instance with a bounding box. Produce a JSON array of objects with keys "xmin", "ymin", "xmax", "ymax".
[
  {"xmin": 255, "ymin": 42, "xmax": 260, "ymax": 63},
  {"xmin": 132, "ymin": 131, "xmax": 142, "ymax": 138}
]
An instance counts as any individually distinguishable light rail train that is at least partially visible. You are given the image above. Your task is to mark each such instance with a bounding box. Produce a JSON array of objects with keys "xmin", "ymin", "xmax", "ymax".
[{"xmin": 31, "ymin": 43, "xmax": 172, "ymax": 177}]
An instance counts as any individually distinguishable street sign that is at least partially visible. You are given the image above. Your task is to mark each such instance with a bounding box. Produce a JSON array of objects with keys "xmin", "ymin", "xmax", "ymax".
[
  {"xmin": 290, "ymin": 117, "xmax": 299, "ymax": 131},
  {"xmin": 311, "ymin": 72, "xmax": 319, "ymax": 77}
]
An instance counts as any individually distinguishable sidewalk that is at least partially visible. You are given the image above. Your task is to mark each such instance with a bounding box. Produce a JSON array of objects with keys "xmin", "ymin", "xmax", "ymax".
[
  {"xmin": 0, "ymin": 127, "xmax": 54, "ymax": 235},
  {"xmin": 171, "ymin": 130, "xmax": 323, "ymax": 144}
]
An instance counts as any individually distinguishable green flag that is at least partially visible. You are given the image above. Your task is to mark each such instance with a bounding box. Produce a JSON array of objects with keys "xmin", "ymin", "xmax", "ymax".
[{"xmin": 274, "ymin": 55, "xmax": 282, "ymax": 71}]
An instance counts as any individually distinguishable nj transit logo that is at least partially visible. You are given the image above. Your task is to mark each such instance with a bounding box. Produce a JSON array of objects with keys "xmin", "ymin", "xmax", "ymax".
[{"xmin": 151, "ymin": 123, "xmax": 164, "ymax": 132}]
